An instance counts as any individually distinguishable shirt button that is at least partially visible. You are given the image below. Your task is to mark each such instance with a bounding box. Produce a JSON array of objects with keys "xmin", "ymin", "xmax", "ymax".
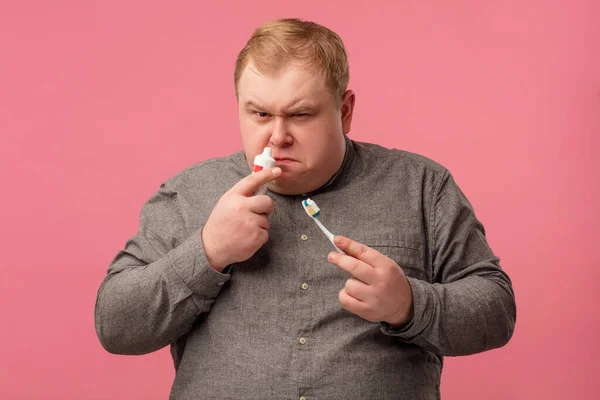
[
  {"xmin": 299, "ymin": 337, "xmax": 307, "ymax": 345},
  {"xmin": 301, "ymin": 283, "xmax": 309, "ymax": 290},
  {"xmin": 301, "ymin": 234, "xmax": 308, "ymax": 241}
]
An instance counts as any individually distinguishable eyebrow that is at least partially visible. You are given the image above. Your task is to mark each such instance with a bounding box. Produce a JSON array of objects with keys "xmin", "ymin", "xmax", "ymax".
[
  {"xmin": 244, "ymin": 99, "xmax": 316, "ymax": 113},
  {"xmin": 244, "ymin": 101, "xmax": 266, "ymax": 110}
]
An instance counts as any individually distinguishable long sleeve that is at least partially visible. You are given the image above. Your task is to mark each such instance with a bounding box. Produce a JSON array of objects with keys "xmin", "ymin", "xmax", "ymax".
[
  {"xmin": 94, "ymin": 180, "xmax": 230, "ymax": 355},
  {"xmin": 382, "ymin": 171, "xmax": 516, "ymax": 356}
]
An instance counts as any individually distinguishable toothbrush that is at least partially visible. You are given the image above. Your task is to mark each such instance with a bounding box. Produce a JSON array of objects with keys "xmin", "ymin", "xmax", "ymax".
[{"xmin": 302, "ymin": 198, "xmax": 345, "ymax": 254}]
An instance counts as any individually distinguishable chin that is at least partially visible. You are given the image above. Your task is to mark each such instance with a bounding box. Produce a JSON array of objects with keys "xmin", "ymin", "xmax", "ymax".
[{"xmin": 269, "ymin": 178, "xmax": 303, "ymax": 196}]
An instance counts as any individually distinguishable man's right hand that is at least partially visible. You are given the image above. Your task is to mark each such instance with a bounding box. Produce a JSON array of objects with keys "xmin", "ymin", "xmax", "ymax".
[{"xmin": 201, "ymin": 167, "xmax": 282, "ymax": 272}]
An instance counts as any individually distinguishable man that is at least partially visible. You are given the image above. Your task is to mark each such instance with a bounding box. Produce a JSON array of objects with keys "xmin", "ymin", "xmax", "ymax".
[{"xmin": 95, "ymin": 18, "xmax": 516, "ymax": 399}]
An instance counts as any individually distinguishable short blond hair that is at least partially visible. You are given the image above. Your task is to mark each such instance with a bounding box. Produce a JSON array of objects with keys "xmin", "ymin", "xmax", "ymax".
[{"xmin": 234, "ymin": 18, "xmax": 349, "ymax": 103}]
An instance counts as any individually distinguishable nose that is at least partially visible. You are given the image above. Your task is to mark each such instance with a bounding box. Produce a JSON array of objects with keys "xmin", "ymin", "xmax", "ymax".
[{"xmin": 269, "ymin": 117, "xmax": 293, "ymax": 147}]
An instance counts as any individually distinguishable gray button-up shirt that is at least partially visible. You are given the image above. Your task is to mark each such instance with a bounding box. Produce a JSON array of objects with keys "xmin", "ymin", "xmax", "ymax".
[{"xmin": 95, "ymin": 138, "xmax": 516, "ymax": 399}]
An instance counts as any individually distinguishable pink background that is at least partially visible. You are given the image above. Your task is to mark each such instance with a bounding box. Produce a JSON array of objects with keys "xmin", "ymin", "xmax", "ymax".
[{"xmin": 1, "ymin": 1, "xmax": 598, "ymax": 399}]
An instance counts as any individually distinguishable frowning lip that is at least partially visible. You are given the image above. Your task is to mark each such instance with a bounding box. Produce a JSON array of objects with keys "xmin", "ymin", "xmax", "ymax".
[{"xmin": 273, "ymin": 156, "xmax": 297, "ymax": 162}]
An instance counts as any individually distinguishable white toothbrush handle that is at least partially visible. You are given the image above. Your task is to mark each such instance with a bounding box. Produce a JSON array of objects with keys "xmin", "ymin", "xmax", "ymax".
[{"xmin": 314, "ymin": 218, "xmax": 345, "ymax": 254}]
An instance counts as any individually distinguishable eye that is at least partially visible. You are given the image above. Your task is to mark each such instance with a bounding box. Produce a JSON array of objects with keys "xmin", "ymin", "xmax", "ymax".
[
  {"xmin": 255, "ymin": 112, "xmax": 270, "ymax": 118},
  {"xmin": 292, "ymin": 113, "xmax": 309, "ymax": 117}
]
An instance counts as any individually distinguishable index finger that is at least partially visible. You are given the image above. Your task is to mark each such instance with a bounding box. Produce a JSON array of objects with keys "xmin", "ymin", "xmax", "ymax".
[
  {"xmin": 231, "ymin": 167, "xmax": 282, "ymax": 196},
  {"xmin": 333, "ymin": 236, "xmax": 385, "ymax": 268}
]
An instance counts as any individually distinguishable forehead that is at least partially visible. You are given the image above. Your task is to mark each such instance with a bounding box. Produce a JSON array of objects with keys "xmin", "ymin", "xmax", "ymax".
[{"xmin": 237, "ymin": 61, "xmax": 333, "ymax": 106}]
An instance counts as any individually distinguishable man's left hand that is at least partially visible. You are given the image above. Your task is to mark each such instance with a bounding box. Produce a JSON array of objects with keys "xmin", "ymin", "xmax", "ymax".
[{"xmin": 327, "ymin": 235, "xmax": 414, "ymax": 328}]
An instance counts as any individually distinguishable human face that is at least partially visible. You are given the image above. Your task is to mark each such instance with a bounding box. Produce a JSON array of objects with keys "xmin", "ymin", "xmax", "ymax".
[{"xmin": 237, "ymin": 61, "xmax": 355, "ymax": 195}]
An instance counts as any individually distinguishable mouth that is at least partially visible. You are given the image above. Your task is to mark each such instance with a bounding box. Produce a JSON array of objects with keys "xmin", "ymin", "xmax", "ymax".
[{"xmin": 274, "ymin": 157, "xmax": 297, "ymax": 164}]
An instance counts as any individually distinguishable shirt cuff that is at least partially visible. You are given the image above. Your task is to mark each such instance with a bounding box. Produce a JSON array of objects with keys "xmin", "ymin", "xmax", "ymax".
[
  {"xmin": 166, "ymin": 230, "xmax": 231, "ymax": 301},
  {"xmin": 380, "ymin": 277, "xmax": 432, "ymax": 339}
]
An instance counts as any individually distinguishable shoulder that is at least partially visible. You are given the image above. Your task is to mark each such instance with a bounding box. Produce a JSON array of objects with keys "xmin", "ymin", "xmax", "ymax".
[{"xmin": 352, "ymin": 140, "xmax": 449, "ymax": 178}]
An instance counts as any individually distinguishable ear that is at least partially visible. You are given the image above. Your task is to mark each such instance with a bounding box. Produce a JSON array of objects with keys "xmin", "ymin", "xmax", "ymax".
[{"xmin": 340, "ymin": 90, "xmax": 356, "ymax": 135}]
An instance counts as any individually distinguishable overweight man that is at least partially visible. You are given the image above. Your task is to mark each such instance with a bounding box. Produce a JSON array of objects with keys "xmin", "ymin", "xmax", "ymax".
[{"xmin": 95, "ymin": 18, "xmax": 516, "ymax": 400}]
